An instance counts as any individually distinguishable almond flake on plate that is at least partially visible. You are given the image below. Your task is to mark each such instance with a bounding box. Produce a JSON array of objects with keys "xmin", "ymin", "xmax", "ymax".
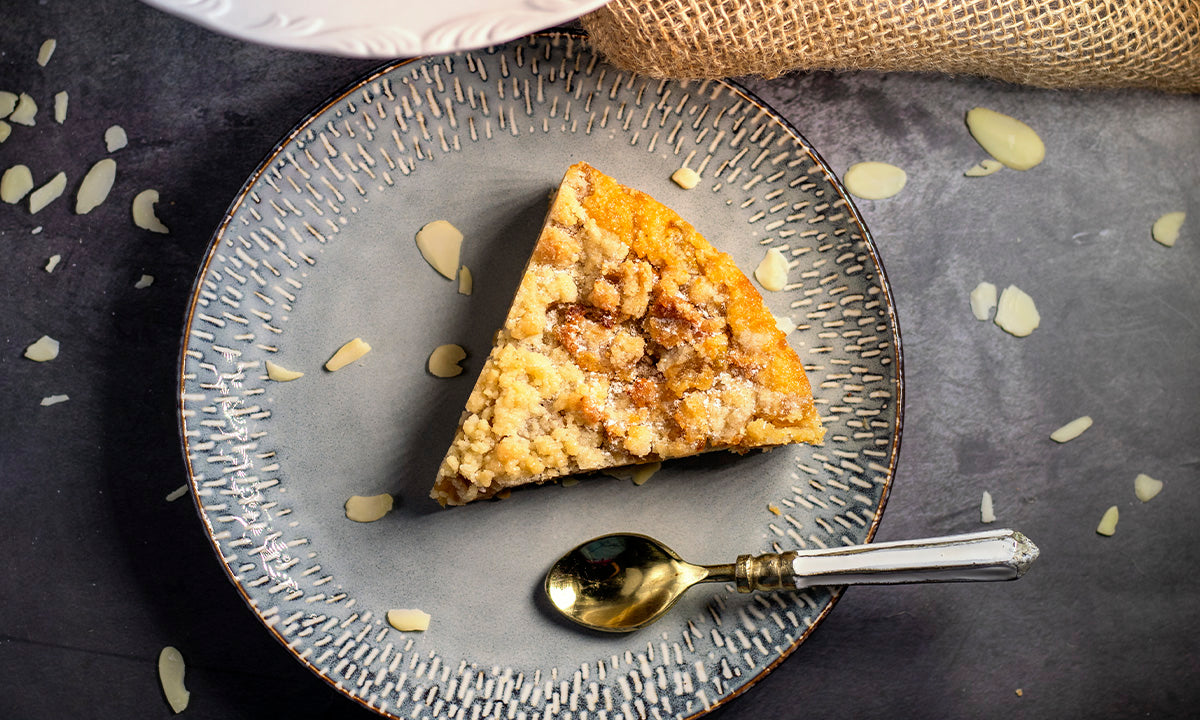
[
  {"xmin": 671, "ymin": 167, "xmax": 700, "ymax": 189},
  {"xmin": 416, "ymin": 219, "xmax": 463, "ymax": 280},
  {"xmin": 387, "ymin": 608, "xmax": 431, "ymax": 632},
  {"xmin": 265, "ymin": 360, "xmax": 303, "ymax": 381},
  {"xmin": 754, "ymin": 247, "xmax": 789, "ymax": 291},
  {"xmin": 428, "ymin": 344, "xmax": 466, "ymax": 377},
  {"xmin": 325, "ymin": 337, "xmax": 371, "ymax": 372},
  {"xmin": 344, "ymin": 494, "xmax": 394, "ymax": 522}
]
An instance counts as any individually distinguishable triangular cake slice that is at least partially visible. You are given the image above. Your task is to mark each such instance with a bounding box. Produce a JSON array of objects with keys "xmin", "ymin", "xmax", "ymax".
[{"xmin": 431, "ymin": 162, "xmax": 823, "ymax": 505}]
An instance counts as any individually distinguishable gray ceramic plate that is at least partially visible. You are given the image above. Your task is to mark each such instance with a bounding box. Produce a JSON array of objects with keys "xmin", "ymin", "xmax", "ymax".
[{"xmin": 178, "ymin": 33, "xmax": 903, "ymax": 720}]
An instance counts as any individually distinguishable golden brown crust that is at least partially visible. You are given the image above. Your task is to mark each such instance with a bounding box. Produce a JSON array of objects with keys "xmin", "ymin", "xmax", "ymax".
[{"xmin": 431, "ymin": 162, "xmax": 823, "ymax": 505}]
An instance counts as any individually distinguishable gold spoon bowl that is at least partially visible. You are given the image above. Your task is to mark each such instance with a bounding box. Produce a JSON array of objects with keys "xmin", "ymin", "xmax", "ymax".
[{"xmin": 545, "ymin": 529, "xmax": 1039, "ymax": 632}]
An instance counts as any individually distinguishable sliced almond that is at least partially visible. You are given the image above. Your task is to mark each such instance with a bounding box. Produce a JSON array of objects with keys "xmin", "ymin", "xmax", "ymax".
[
  {"xmin": 1134, "ymin": 473, "xmax": 1163, "ymax": 502},
  {"xmin": 37, "ymin": 39, "xmax": 57, "ymax": 67},
  {"xmin": 415, "ymin": 219, "xmax": 463, "ymax": 280},
  {"xmin": 964, "ymin": 159, "xmax": 1004, "ymax": 177},
  {"xmin": 132, "ymin": 189, "xmax": 170, "ymax": 233},
  {"xmin": 134, "ymin": 274, "xmax": 154, "ymax": 289},
  {"xmin": 1151, "ymin": 211, "xmax": 1185, "ymax": 247},
  {"xmin": 994, "ymin": 284, "xmax": 1040, "ymax": 337},
  {"xmin": 265, "ymin": 360, "xmax": 303, "ymax": 381},
  {"xmin": 965, "ymin": 107, "xmax": 1045, "ymax": 171},
  {"xmin": 0, "ymin": 91, "xmax": 17, "ymax": 117},
  {"xmin": 969, "ymin": 281, "xmax": 997, "ymax": 321},
  {"xmin": 1, "ymin": 164, "xmax": 34, "ymax": 203},
  {"xmin": 344, "ymin": 493, "xmax": 394, "ymax": 523},
  {"xmin": 105, "ymin": 124, "xmax": 128, "ymax": 152},
  {"xmin": 24, "ymin": 335, "xmax": 59, "ymax": 362},
  {"xmin": 843, "ymin": 161, "xmax": 907, "ymax": 200},
  {"xmin": 773, "ymin": 314, "xmax": 796, "ymax": 335},
  {"xmin": 0, "ymin": 120, "xmax": 10, "ymax": 143},
  {"xmin": 9, "ymin": 93, "xmax": 37, "ymax": 126},
  {"xmin": 53, "ymin": 91, "xmax": 67, "ymax": 124},
  {"xmin": 40, "ymin": 394, "xmax": 69, "ymax": 406},
  {"xmin": 165, "ymin": 484, "xmax": 189, "ymax": 502},
  {"xmin": 671, "ymin": 167, "xmax": 700, "ymax": 189},
  {"xmin": 1096, "ymin": 506, "xmax": 1119, "ymax": 536},
  {"xmin": 754, "ymin": 247, "xmax": 789, "ymax": 291},
  {"xmin": 458, "ymin": 265, "xmax": 473, "ymax": 295},
  {"xmin": 387, "ymin": 608, "xmax": 431, "ymax": 632},
  {"xmin": 1050, "ymin": 416, "xmax": 1092, "ymax": 443},
  {"xmin": 325, "ymin": 337, "xmax": 371, "ymax": 372},
  {"xmin": 29, "ymin": 171, "xmax": 67, "ymax": 214},
  {"xmin": 45, "ymin": 254, "xmax": 61, "ymax": 272},
  {"xmin": 158, "ymin": 646, "xmax": 190, "ymax": 714},
  {"xmin": 980, "ymin": 490, "xmax": 995, "ymax": 523},
  {"xmin": 428, "ymin": 344, "xmax": 466, "ymax": 378},
  {"xmin": 76, "ymin": 158, "xmax": 116, "ymax": 214},
  {"xmin": 632, "ymin": 462, "xmax": 662, "ymax": 486}
]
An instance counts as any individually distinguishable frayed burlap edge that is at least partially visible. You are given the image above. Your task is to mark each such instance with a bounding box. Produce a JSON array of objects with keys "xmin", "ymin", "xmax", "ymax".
[{"xmin": 581, "ymin": 0, "xmax": 1200, "ymax": 92}]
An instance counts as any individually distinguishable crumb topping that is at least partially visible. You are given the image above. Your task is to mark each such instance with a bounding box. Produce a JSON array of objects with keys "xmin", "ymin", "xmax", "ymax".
[{"xmin": 432, "ymin": 162, "xmax": 823, "ymax": 505}]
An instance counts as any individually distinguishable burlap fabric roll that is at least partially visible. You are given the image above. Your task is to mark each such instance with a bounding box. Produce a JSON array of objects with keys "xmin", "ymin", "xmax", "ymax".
[{"xmin": 581, "ymin": 0, "xmax": 1200, "ymax": 92}]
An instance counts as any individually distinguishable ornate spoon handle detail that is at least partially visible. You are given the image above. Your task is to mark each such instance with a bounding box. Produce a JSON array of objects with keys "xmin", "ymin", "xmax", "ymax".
[{"xmin": 734, "ymin": 529, "xmax": 1039, "ymax": 592}]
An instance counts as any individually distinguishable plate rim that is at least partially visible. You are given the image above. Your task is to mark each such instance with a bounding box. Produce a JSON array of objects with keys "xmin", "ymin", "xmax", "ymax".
[{"xmin": 175, "ymin": 30, "xmax": 906, "ymax": 719}]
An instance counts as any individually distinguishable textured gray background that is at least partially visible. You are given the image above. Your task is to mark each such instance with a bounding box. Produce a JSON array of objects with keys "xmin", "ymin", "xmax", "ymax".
[{"xmin": 2, "ymin": 1, "xmax": 1198, "ymax": 718}]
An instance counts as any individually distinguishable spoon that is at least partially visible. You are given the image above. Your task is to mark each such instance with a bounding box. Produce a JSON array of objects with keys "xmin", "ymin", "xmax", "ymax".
[{"xmin": 545, "ymin": 528, "xmax": 1039, "ymax": 632}]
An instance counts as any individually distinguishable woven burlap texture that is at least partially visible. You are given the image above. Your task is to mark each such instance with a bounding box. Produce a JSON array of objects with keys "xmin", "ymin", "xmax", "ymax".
[{"xmin": 581, "ymin": 0, "xmax": 1200, "ymax": 92}]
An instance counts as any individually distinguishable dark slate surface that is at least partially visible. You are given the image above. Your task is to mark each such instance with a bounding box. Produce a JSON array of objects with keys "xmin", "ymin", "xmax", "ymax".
[{"xmin": 2, "ymin": 1, "xmax": 1197, "ymax": 718}]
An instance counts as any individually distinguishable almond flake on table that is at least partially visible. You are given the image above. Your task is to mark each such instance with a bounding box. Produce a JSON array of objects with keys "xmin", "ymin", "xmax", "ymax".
[
  {"xmin": 0, "ymin": 91, "xmax": 17, "ymax": 117},
  {"xmin": 1050, "ymin": 416, "xmax": 1092, "ymax": 443},
  {"xmin": 1096, "ymin": 506, "xmax": 1119, "ymax": 536},
  {"xmin": 24, "ymin": 335, "xmax": 60, "ymax": 362},
  {"xmin": 54, "ymin": 91, "xmax": 68, "ymax": 124},
  {"xmin": 1134, "ymin": 473, "xmax": 1163, "ymax": 502},
  {"xmin": 1, "ymin": 164, "xmax": 34, "ymax": 203},
  {"xmin": 37, "ymin": 38, "xmax": 57, "ymax": 67},
  {"xmin": 29, "ymin": 172, "xmax": 67, "ymax": 214},
  {"xmin": 9, "ymin": 93, "xmax": 37, "ymax": 126},
  {"xmin": 40, "ymin": 394, "xmax": 69, "ymax": 406},
  {"xmin": 132, "ymin": 189, "xmax": 170, "ymax": 233},
  {"xmin": 104, "ymin": 124, "xmax": 128, "ymax": 151}
]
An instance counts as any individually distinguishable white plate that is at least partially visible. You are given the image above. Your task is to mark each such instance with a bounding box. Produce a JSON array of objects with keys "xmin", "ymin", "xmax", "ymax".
[
  {"xmin": 178, "ymin": 33, "xmax": 903, "ymax": 719},
  {"xmin": 142, "ymin": 0, "xmax": 610, "ymax": 56}
]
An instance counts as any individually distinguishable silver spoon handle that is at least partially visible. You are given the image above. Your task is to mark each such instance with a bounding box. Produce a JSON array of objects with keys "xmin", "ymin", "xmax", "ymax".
[{"xmin": 782, "ymin": 529, "xmax": 1039, "ymax": 590}]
